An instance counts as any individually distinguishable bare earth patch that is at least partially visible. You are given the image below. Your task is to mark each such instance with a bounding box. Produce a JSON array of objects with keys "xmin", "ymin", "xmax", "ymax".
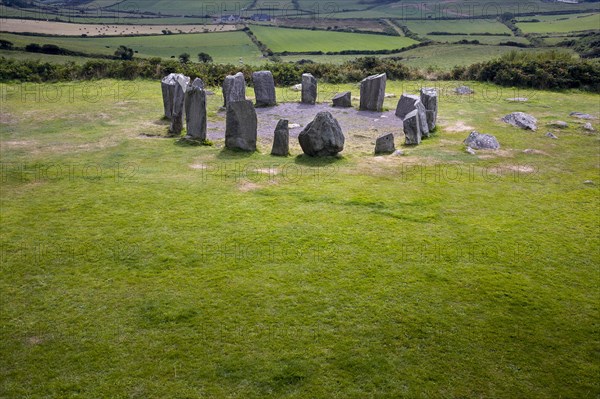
[{"xmin": 444, "ymin": 121, "xmax": 475, "ymax": 132}]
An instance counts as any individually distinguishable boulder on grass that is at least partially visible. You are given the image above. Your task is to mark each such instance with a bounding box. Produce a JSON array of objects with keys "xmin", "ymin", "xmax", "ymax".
[
  {"xmin": 502, "ymin": 112, "xmax": 537, "ymax": 131},
  {"xmin": 403, "ymin": 109, "xmax": 421, "ymax": 145},
  {"xmin": 420, "ymin": 87, "xmax": 438, "ymax": 131},
  {"xmin": 374, "ymin": 133, "xmax": 395, "ymax": 155},
  {"xmin": 298, "ymin": 111, "xmax": 345, "ymax": 156},
  {"xmin": 463, "ymin": 131, "xmax": 500, "ymax": 150}
]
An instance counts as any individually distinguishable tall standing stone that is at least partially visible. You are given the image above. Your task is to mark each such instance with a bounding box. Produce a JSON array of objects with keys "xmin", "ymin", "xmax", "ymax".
[
  {"xmin": 223, "ymin": 72, "xmax": 246, "ymax": 107},
  {"xmin": 298, "ymin": 111, "xmax": 345, "ymax": 157},
  {"xmin": 271, "ymin": 119, "xmax": 290, "ymax": 156},
  {"xmin": 301, "ymin": 73, "xmax": 317, "ymax": 105},
  {"xmin": 168, "ymin": 74, "xmax": 190, "ymax": 136},
  {"xmin": 225, "ymin": 100, "xmax": 257, "ymax": 152},
  {"xmin": 332, "ymin": 92, "xmax": 352, "ymax": 108},
  {"xmin": 161, "ymin": 73, "xmax": 189, "ymax": 120},
  {"xmin": 252, "ymin": 70, "xmax": 276, "ymax": 107},
  {"xmin": 360, "ymin": 73, "xmax": 386, "ymax": 112},
  {"xmin": 420, "ymin": 87, "xmax": 438, "ymax": 131},
  {"xmin": 184, "ymin": 78, "xmax": 207, "ymax": 141},
  {"xmin": 403, "ymin": 109, "xmax": 421, "ymax": 145}
]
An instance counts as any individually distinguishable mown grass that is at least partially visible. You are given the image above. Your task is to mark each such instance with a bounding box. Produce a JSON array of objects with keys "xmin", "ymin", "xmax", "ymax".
[
  {"xmin": 404, "ymin": 19, "xmax": 513, "ymax": 36},
  {"xmin": 249, "ymin": 25, "xmax": 418, "ymax": 53},
  {"xmin": 0, "ymin": 79, "xmax": 599, "ymax": 398}
]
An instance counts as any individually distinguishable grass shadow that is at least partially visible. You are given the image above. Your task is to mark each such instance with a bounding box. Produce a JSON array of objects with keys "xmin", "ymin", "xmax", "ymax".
[
  {"xmin": 294, "ymin": 153, "xmax": 346, "ymax": 166},
  {"xmin": 216, "ymin": 148, "xmax": 258, "ymax": 159}
]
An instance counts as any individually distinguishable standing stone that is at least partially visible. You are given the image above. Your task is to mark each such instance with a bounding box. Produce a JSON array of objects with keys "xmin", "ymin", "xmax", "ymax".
[
  {"xmin": 395, "ymin": 94, "xmax": 420, "ymax": 119},
  {"xmin": 420, "ymin": 88, "xmax": 438, "ymax": 131},
  {"xmin": 225, "ymin": 100, "xmax": 257, "ymax": 151},
  {"xmin": 395, "ymin": 94, "xmax": 429, "ymax": 138},
  {"xmin": 360, "ymin": 73, "xmax": 386, "ymax": 112},
  {"xmin": 184, "ymin": 78, "xmax": 207, "ymax": 141},
  {"xmin": 222, "ymin": 72, "xmax": 246, "ymax": 107},
  {"xmin": 332, "ymin": 92, "xmax": 352, "ymax": 108},
  {"xmin": 161, "ymin": 74, "xmax": 176, "ymax": 119},
  {"xmin": 271, "ymin": 119, "xmax": 290, "ymax": 156},
  {"xmin": 301, "ymin": 73, "xmax": 317, "ymax": 105},
  {"xmin": 298, "ymin": 111, "xmax": 345, "ymax": 156},
  {"xmin": 168, "ymin": 74, "xmax": 190, "ymax": 136},
  {"xmin": 403, "ymin": 109, "xmax": 421, "ymax": 145},
  {"xmin": 374, "ymin": 133, "xmax": 395, "ymax": 155},
  {"xmin": 252, "ymin": 70, "xmax": 276, "ymax": 107}
]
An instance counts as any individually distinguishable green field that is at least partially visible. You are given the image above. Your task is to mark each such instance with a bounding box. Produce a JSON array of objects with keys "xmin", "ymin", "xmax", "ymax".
[
  {"xmin": 250, "ymin": 25, "xmax": 418, "ymax": 53},
  {"xmin": 1, "ymin": 79, "xmax": 599, "ymax": 398},
  {"xmin": 425, "ymin": 35, "xmax": 529, "ymax": 45},
  {"xmin": 517, "ymin": 13, "xmax": 600, "ymax": 34},
  {"xmin": 403, "ymin": 19, "xmax": 512, "ymax": 35},
  {"xmin": 0, "ymin": 31, "xmax": 263, "ymax": 64},
  {"xmin": 0, "ymin": 49, "xmax": 95, "ymax": 64},
  {"xmin": 105, "ymin": 0, "xmax": 253, "ymax": 15}
]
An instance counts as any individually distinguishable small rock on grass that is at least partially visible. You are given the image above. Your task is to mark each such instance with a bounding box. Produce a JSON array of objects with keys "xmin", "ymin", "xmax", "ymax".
[
  {"xmin": 466, "ymin": 147, "xmax": 476, "ymax": 155},
  {"xmin": 545, "ymin": 132, "xmax": 558, "ymax": 139},
  {"xmin": 583, "ymin": 123, "xmax": 595, "ymax": 131},
  {"xmin": 583, "ymin": 180, "xmax": 594, "ymax": 185},
  {"xmin": 549, "ymin": 121, "xmax": 568, "ymax": 128}
]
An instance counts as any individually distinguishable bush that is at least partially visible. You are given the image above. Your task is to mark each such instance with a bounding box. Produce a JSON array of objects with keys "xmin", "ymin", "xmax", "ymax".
[{"xmin": 115, "ymin": 45, "xmax": 134, "ymax": 61}]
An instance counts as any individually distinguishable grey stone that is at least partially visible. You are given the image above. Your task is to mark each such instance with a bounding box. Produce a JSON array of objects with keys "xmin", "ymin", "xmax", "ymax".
[
  {"xmin": 225, "ymin": 100, "xmax": 257, "ymax": 152},
  {"xmin": 223, "ymin": 72, "xmax": 246, "ymax": 107},
  {"xmin": 455, "ymin": 85, "xmax": 474, "ymax": 95},
  {"xmin": 301, "ymin": 73, "xmax": 317, "ymax": 105},
  {"xmin": 420, "ymin": 87, "xmax": 438, "ymax": 131},
  {"xmin": 291, "ymin": 83, "xmax": 302, "ymax": 92},
  {"xmin": 271, "ymin": 119, "xmax": 290, "ymax": 156},
  {"xmin": 502, "ymin": 112, "xmax": 537, "ymax": 131},
  {"xmin": 298, "ymin": 111, "xmax": 345, "ymax": 156},
  {"xmin": 545, "ymin": 132, "xmax": 558, "ymax": 139},
  {"xmin": 570, "ymin": 112, "xmax": 596, "ymax": 120},
  {"xmin": 507, "ymin": 97, "xmax": 528, "ymax": 102},
  {"xmin": 463, "ymin": 131, "xmax": 500, "ymax": 150},
  {"xmin": 161, "ymin": 73, "xmax": 190, "ymax": 121},
  {"xmin": 332, "ymin": 92, "xmax": 352, "ymax": 108},
  {"xmin": 374, "ymin": 133, "xmax": 395, "ymax": 155},
  {"xmin": 466, "ymin": 147, "xmax": 476, "ymax": 155},
  {"xmin": 392, "ymin": 149, "xmax": 404, "ymax": 156},
  {"xmin": 403, "ymin": 109, "xmax": 421, "ymax": 145},
  {"xmin": 584, "ymin": 180, "xmax": 594, "ymax": 185},
  {"xmin": 583, "ymin": 122, "xmax": 595, "ymax": 131},
  {"xmin": 252, "ymin": 70, "xmax": 276, "ymax": 107},
  {"xmin": 549, "ymin": 121, "xmax": 568, "ymax": 128},
  {"xmin": 184, "ymin": 78, "xmax": 207, "ymax": 141},
  {"xmin": 395, "ymin": 94, "xmax": 420, "ymax": 119},
  {"xmin": 359, "ymin": 73, "xmax": 386, "ymax": 112},
  {"xmin": 168, "ymin": 74, "xmax": 190, "ymax": 136},
  {"xmin": 395, "ymin": 94, "xmax": 429, "ymax": 137}
]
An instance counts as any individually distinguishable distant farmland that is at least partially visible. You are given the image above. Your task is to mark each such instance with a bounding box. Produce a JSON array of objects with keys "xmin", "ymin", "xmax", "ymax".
[
  {"xmin": 0, "ymin": 31, "xmax": 263, "ymax": 64},
  {"xmin": 249, "ymin": 25, "xmax": 418, "ymax": 53}
]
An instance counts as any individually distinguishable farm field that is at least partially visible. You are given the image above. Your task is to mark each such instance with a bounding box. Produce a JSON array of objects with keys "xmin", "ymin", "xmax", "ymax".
[
  {"xmin": 0, "ymin": 31, "xmax": 264, "ymax": 64},
  {"xmin": 403, "ymin": 19, "xmax": 513, "ymax": 36},
  {"xmin": 105, "ymin": 0, "xmax": 253, "ymax": 15},
  {"xmin": 1, "ymin": 79, "xmax": 599, "ymax": 398},
  {"xmin": 0, "ymin": 19, "xmax": 235, "ymax": 36},
  {"xmin": 422, "ymin": 35, "xmax": 529, "ymax": 45},
  {"xmin": 249, "ymin": 25, "xmax": 418, "ymax": 53},
  {"xmin": 0, "ymin": 49, "xmax": 95, "ymax": 64},
  {"xmin": 517, "ymin": 13, "xmax": 600, "ymax": 34}
]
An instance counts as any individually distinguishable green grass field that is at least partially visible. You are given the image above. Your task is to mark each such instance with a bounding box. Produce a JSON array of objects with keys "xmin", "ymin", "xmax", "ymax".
[
  {"xmin": 250, "ymin": 25, "xmax": 418, "ymax": 53},
  {"xmin": 517, "ymin": 13, "xmax": 600, "ymax": 34},
  {"xmin": 0, "ymin": 31, "xmax": 263, "ymax": 64},
  {"xmin": 404, "ymin": 19, "xmax": 513, "ymax": 35},
  {"xmin": 1, "ymin": 78, "xmax": 599, "ymax": 398},
  {"xmin": 425, "ymin": 35, "xmax": 529, "ymax": 45}
]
